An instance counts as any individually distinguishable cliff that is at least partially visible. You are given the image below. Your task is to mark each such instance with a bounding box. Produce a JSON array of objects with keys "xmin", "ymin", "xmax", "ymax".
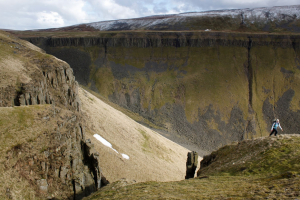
[
  {"xmin": 0, "ymin": 31, "xmax": 107, "ymax": 199},
  {"xmin": 17, "ymin": 31, "xmax": 300, "ymax": 153}
]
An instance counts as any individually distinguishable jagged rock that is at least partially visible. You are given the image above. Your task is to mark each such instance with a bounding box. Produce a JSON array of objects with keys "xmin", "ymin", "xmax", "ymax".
[
  {"xmin": 185, "ymin": 151, "xmax": 198, "ymax": 179},
  {"xmin": 37, "ymin": 179, "xmax": 48, "ymax": 192},
  {"xmin": 0, "ymin": 54, "xmax": 81, "ymax": 112}
]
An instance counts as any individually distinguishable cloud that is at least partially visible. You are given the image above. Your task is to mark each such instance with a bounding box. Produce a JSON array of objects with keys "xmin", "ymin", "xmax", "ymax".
[
  {"xmin": 0, "ymin": 0, "xmax": 298, "ymax": 30},
  {"xmin": 36, "ymin": 11, "xmax": 64, "ymax": 28},
  {"xmin": 0, "ymin": 0, "xmax": 88, "ymax": 29},
  {"xmin": 89, "ymin": 0, "xmax": 139, "ymax": 20}
]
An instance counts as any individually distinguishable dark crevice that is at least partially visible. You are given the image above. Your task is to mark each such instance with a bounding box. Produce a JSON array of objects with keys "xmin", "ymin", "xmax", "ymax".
[
  {"xmin": 14, "ymin": 86, "xmax": 24, "ymax": 106},
  {"xmin": 72, "ymin": 179, "xmax": 76, "ymax": 200},
  {"xmin": 58, "ymin": 166, "xmax": 61, "ymax": 178},
  {"xmin": 247, "ymin": 37, "xmax": 253, "ymax": 108},
  {"xmin": 292, "ymin": 41, "xmax": 296, "ymax": 52},
  {"xmin": 104, "ymin": 39, "xmax": 108, "ymax": 58},
  {"xmin": 79, "ymin": 126, "xmax": 83, "ymax": 140},
  {"xmin": 37, "ymin": 96, "xmax": 40, "ymax": 104},
  {"xmin": 82, "ymin": 141, "xmax": 97, "ymax": 189},
  {"xmin": 28, "ymin": 94, "xmax": 32, "ymax": 105}
]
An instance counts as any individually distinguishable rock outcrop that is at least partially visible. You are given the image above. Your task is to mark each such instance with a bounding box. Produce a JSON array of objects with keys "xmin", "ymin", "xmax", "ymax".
[
  {"xmin": 0, "ymin": 59, "xmax": 80, "ymax": 112},
  {"xmin": 185, "ymin": 151, "xmax": 198, "ymax": 179},
  {"xmin": 7, "ymin": 112, "xmax": 108, "ymax": 199},
  {"xmin": 0, "ymin": 31, "xmax": 107, "ymax": 199}
]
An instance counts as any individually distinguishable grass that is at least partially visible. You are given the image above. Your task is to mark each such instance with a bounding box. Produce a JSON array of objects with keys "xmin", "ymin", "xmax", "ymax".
[
  {"xmin": 0, "ymin": 105, "xmax": 52, "ymax": 199},
  {"xmin": 137, "ymin": 129, "xmax": 150, "ymax": 152},
  {"xmin": 85, "ymin": 135, "xmax": 300, "ymax": 200},
  {"xmin": 0, "ymin": 104, "xmax": 78, "ymax": 200},
  {"xmin": 86, "ymin": 175, "xmax": 300, "ymax": 199},
  {"xmin": 0, "ymin": 106, "xmax": 39, "ymax": 153},
  {"xmin": 198, "ymin": 136, "xmax": 300, "ymax": 177}
]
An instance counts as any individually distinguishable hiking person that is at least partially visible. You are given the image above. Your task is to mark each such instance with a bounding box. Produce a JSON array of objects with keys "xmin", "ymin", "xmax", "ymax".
[{"xmin": 269, "ymin": 119, "xmax": 283, "ymax": 136}]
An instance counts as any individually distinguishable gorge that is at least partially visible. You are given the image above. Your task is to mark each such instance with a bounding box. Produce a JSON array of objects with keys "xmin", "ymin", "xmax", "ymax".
[{"xmin": 14, "ymin": 30, "xmax": 300, "ymax": 153}]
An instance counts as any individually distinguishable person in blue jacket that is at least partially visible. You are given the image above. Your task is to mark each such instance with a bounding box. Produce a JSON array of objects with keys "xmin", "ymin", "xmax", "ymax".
[{"xmin": 269, "ymin": 119, "xmax": 283, "ymax": 136}]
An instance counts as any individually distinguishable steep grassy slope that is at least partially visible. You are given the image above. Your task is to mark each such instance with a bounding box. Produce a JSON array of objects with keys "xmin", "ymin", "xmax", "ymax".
[
  {"xmin": 79, "ymin": 87, "xmax": 191, "ymax": 183},
  {"xmin": 0, "ymin": 105, "xmax": 52, "ymax": 199},
  {"xmin": 0, "ymin": 105, "xmax": 86, "ymax": 199},
  {"xmin": 16, "ymin": 31, "xmax": 300, "ymax": 154},
  {"xmin": 84, "ymin": 135, "xmax": 300, "ymax": 199}
]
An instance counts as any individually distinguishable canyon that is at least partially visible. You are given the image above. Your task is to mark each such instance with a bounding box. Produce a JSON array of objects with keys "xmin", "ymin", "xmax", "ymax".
[
  {"xmin": 2, "ymin": 4, "xmax": 300, "ymax": 199},
  {"xmin": 15, "ymin": 31, "xmax": 300, "ymax": 153}
]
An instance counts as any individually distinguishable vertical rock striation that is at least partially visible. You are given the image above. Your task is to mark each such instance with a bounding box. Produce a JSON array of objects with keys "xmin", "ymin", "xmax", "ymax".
[
  {"xmin": 0, "ymin": 62, "xmax": 81, "ymax": 112},
  {"xmin": 0, "ymin": 33, "xmax": 107, "ymax": 199},
  {"xmin": 20, "ymin": 32, "xmax": 300, "ymax": 153}
]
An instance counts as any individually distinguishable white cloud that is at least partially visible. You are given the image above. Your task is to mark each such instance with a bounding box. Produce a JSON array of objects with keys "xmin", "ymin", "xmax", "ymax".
[
  {"xmin": 36, "ymin": 11, "xmax": 64, "ymax": 27},
  {"xmin": 89, "ymin": 0, "xmax": 139, "ymax": 20}
]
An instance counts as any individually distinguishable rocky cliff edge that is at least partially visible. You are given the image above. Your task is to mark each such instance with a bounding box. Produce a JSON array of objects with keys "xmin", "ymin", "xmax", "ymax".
[{"xmin": 0, "ymin": 31, "xmax": 107, "ymax": 200}]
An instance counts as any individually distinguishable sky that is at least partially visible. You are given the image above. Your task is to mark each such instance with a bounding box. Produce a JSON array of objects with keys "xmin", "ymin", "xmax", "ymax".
[{"xmin": 0, "ymin": 0, "xmax": 299, "ymax": 30}]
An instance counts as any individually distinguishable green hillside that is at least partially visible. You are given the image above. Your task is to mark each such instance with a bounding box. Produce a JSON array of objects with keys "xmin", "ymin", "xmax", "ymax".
[{"xmin": 84, "ymin": 135, "xmax": 300, "ymax": 199}]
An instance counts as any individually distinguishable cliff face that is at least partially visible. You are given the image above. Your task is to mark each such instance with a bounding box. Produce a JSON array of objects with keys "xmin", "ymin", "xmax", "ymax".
[
  {"xmin": 0, "ymin": 31, "xmax": 107, "ymax": 199},
  {"xmin": 22, "ymin": 31, "xmax": 300, "ymax": 152}
]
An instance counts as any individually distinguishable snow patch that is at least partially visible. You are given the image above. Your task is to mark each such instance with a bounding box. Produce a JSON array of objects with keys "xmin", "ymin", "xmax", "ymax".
[
  {"xmin": 93, "ymin": 134, "xmax": 119, "ymax": 153},
  {"xmin": 122, "ymin": 154, "xmax": 130, "ymax": 160},
  {"xmin": 93, "ymin": 134, "xmax": 130, "ymax": 159}
]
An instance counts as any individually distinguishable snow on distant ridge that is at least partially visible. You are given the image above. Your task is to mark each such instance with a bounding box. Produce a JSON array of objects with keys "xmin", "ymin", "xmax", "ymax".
[
  {"xmin": 179, "ymin": 5, "xmax": 300, "ymax": 19},
  {"xmin": 86, "ymin": 5, "xmax": 300, "ymax": 31}
]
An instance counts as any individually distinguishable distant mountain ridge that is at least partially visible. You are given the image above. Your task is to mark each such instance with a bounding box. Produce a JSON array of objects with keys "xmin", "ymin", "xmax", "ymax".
[{"xmin": 29, "ymin": 4, "xmax": 300, "ymax": 33}]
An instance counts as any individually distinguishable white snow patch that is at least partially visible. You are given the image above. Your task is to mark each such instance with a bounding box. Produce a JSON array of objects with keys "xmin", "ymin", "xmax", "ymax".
[
  {"xmin": 121, "ymin": 154, "xmax": 130, "ymax": 160},
  {"xmin": 93, "ymin": 134, "xmax": 130, "ymax": 159},
  {"xmin": 93, "ymin": 134, "xmax": 119, "ymax": 154},
  {"xmin": 86, "ymin": 5, "xmax": 300, "ymax": 31}
]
